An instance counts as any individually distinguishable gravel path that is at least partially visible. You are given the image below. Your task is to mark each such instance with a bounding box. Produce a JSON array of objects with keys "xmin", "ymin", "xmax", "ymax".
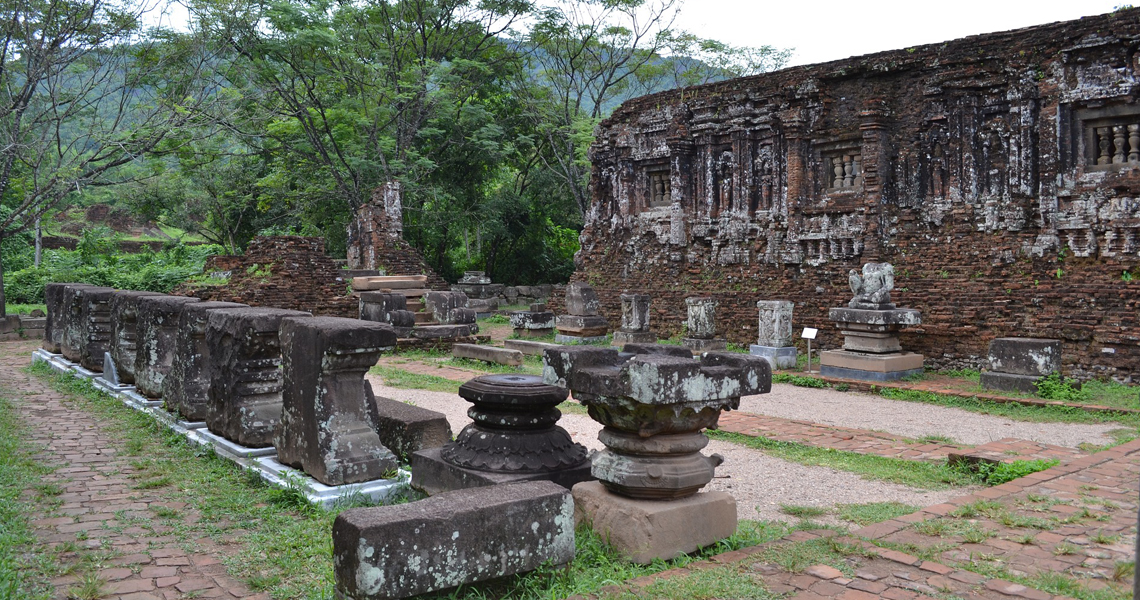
[
  {"xmin": 739, "ymin": 384, "xmax": 1119, "ymax": 447},
  {"xmin": 367, "ymin": 376, "xmax": 968, "ymax": 523}
]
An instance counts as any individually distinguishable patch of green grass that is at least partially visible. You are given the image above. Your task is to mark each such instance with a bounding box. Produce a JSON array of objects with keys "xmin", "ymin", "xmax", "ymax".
[
  {"xmin": 478, "ymin": 314, "xmax": 510, "ymax": 325},
  {"xmin": 3, "ymin": 304, "xmax": 46, "ymax": 316},
  {"xmin": 0, "ymin": 390, "xmax": 58, "ymax": 600},
  {"xmin": 771, "ymin": 373, "xmax": 831, "ymax": 388},
  {"xmin": 440, "ymin": 355, "xmax": 544, "ymax": 376},
  {"xmin": 876, "ymin": 387, "xmax": 1140, "ymax": 429},
  {"xmin": 974, "ymin": 458, "xmax": 1060, "ymax": 485},
  {"xmin": 779, "ymin": 504, "xmax": 829, "ymax": 519},
  {"xmin": 612, "ymin": 563, "xmax": 774, "ymax": 600},
  {"xmin": 836, "ymin": 502, "xmax": 918, "ymax": 526},
  {"xmin": 557, "ymin": 400, "xmax": 589, "ymax": 416},
  {"xmin": 938, "ymin": 368, "xmax": 981, "ymax": 381},
  {"xmin": 66, "ymin": 570, "xmax": 105, "ymax": 600},
  {"xmin": 950, "ymin": 499, "xmax": 1006, "ymax": 519},
  {"xmin": 707, "ymin": 430, "xmax": 981, "ymax": 490},
  {"xmin": 369, "ymin": 365, "xmax": 462, "ymax": 394},
  {"xmin": 756, "ymin": 537, "xmax": 852, "ymax": 575}
]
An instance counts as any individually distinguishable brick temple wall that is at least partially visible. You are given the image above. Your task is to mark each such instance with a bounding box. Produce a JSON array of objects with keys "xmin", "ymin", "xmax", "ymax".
[
  {"xmin": 177, "ymin": 236, "xmax": 357, "ymax": 317},
  {"xmin": 576, "ymin": 8, "xmax": 1140, "ymax": 381}
]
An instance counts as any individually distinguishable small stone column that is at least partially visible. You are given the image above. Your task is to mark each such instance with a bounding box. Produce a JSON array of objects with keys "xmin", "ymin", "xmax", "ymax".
[
  {"xmin": 135, "ymin": 296, "xmax": 201, "ymax": 398},
  {"xmin": 509, "ymin": 303, "xmax": 555, "ymax": 338},
  {"xmin": 750, "ymin": 300, "xmax": 797, "ymax": 369},
  {"xmin": 612, "ymin": 293, "xmax": 655, "ymax": 345},
  {"xmin": 163, "ymin": 301, "xmax": 248, "ymax": 421},
  {"xmin": 411, "ymin": 374, "xmax": 591, "ymax": 495},
  {"xmin": 452, "ymin": 271, "xmax": 502, "ymax": 315},
  {"xmin": 109, "ymin": 291, "xmax": 164, "ymax": 384},
  {"xmin": 554, "ymin": 282, "xmax": 610, "ymax": 344},
  {"xmin": 205, "ymin": 307, "xmax": 312, "ymax": 448},
  {"xmin": 543, "ymin": 344, "xmax": 771, "ymax": 563},
  {"xmin": 819, "ymin": 263, "xmax": 924, "ymax": 381},
  {"xmin": 682, "ymin": 297, "xmax": 726, "ymax": 352},
  {"xmin": 276, "ymin": 317, "xmax": 399, "ymax": 486}
]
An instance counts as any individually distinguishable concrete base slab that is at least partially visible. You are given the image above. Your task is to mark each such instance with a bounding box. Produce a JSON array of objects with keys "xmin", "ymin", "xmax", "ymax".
[
  {"xmin": 820, "ymin": 350, "xmax": 923, "ymax": 372},
  {"xmin": 251, "ymin": 457, "xmax": 410, "ymax": 509},
  {"xmin": 71, "ymin": 365, "xmax": 100, "ymax": 379},
  {"xmin": 980, "ymin": 371, "xmax": 1041, "ymax": 394},
  {"xmin": 555, "ymin": 334, "xmax": 609, "ymax": 345},
  {"xmin": 682, "ymin": 337, "xmax": 727, "ymax": 353},
  {"xmin": 410, "ymin": 446, "xmax": 594, "ymax": 496},
  {"xmin": 612, "ymin": 331, "xmax": 656, "ymax": 345},
  {"xmin": 820, "ymin": 364, "xmax": 924, "ymax": 382},
  {"xmin": 121, "ymin": 389, "xmax": 163, "ymax": 409},
  {"xmin": 144, "ymin": 406, "xmax": 207, "ymax": 434},
  {"xmin": 195, "ymin": 428, "xmax": 277, "ymax": 459},
  {"xmin": 92, "ymin": 377, "xmax": 133, "ymax": 394},
  {"xmin": 572, "ymin": 481, "xmax": 736, "ymax": 564},
  {"xmin": 749, "ymin": 345, "xmax": 798, "ymax": 369}
]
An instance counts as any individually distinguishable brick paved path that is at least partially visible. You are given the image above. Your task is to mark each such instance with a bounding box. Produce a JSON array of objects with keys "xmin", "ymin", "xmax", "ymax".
[
  {"xmin": 717, "ymin": 411, "xmax": 1088, "ymax": 466},
  {"xmin": 1, "ymin": 341, "xmax": 265, "ymax": 600}
]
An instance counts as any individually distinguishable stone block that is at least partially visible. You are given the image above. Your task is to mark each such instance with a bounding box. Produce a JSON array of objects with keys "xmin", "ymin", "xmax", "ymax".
[
  {"xmin": 44, "ymin": 283, "xmax": 92, "ymax": 353},
  {"xmin": 572, "ymin": 481, "xmax": 736, "ymax": 564},
  {"xmin": 554, "ymin": 333, "xmax": 609, "ymax": 345},
  {"xmin": 59, "ymin": 284, "xmax": 95, "ymax": 362},
  {"xmin": 840, "ymin": 330, "xmax": 902, "ymax": 354},
  {"xmin": 828, "ymin": 307, "xmax": 921, "ymax": 327},
  {"xmin": 423, "ymin": 291, "xmax": 471, "ymax": 324},
  {"xmin": 135, "ymin": 296, "xmax": 201, "ymax": 398},
  {"xmin": 452, "ymin": 343, "xmax": 523, "ymax": 366},
  {"xmin": 20, "ymin": 316, "xmax": 46, "ymax": 330},
  {"xmin": 412, "ymin": 324, "xmax": 478, "ymax": 339},
  {"xmin": 980, "ymin": 371, "xmax": 1042, "ymax": 394},
  {"xmin": 612, "ymin": 330, "xmax": 656, "ymax": 345},
  {"xmin": 685, "ymin": 297, "xmax": 718, "ymax": 339},
  {"xmin": 509, "ymin": 310, "xmax": 555, "ymax": 330},
  {"xmin": 750, "ymin": 345, "xmax": 798, "ymax": 369},
  {"xmin": 410, "ymin": 447, "xmax": 594, "ymax": 495},
  {"xmin": 555, "ymin": 314, "xmax": 609, "ymax": 336},
  {"xmin": 78, "ymin": 287, "xmax": 117, "ymax": 371},
  {"xmin": 205, "ymin": 307, "xmax": 312, "ymax": 448},
  {"xmin": 987, "ymin": 338, "xmax": 1061, "ymax": 377},
  {"xmin": 332, "ymin": 481, "xmax": 574, "ymax": 600},
  {"xmin": 352, "ymin": 275, "xmax": 427, "ymax": 291},
  {"xmin": 682, "ymin": 337, "xmax": 727, "ymax": 352},
  {"xmin": 504, "ymin": 339, "xmax": 560, "ymax": 356},
  {"xmin": 565, "ymin": 282, "xmax": 600, "ymax": 316},
  {"xmin": 619, "ymin": 293, "xmax": 651, "ymax": 332},
  {"xmin": 109, "ymin": 290, "xmax": 164, "ymax": 384},
  {"xmin": 367, "ymin": 392, "xmax": 453, "ymax": 463},
  {"xmin": 276, "ymin": 317, "xmax": 398, "ymax": 486},
  {"xmin": 756, "ymin": 300, "xmax": 794, "ymax": 348},
  {"xmin": 164, "ymin": 301, "xmax": 249, "ymax": 421}
]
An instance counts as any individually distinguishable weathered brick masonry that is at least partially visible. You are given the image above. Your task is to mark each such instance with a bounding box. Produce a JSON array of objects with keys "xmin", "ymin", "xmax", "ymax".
[
  {"xmin": 178, "ymin": 236, "xmax": 357, "ymax": 317},
  {"xmin": 577, "ymin": 9, "xmax": 1140, "ymax": 380}
]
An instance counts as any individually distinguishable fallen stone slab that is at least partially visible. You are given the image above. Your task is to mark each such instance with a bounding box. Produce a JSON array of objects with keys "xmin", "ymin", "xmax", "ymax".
[
  {"xmin": 503, "ymin": 339, "xmax": 560, "ymax": 356},
  {"xmin": 367, "ymin": 392, "xmax": 452, "ymax": 463},
  {"xmin": 275, "ymin": 316, "xmax": 399, "ymax": 486},
  {"xmin": 333, "ymin": 481, "xmax": 574, "ymax": 600},
  {"xmin": 135, "ymin": 296, "xmax": 201, "ymax": 398},
  {"xmin": 412, "ymin": 324, "xmax": 478, "ymax": 339},
  {"xmin": 452, "ymin": 343, "xmax": 523, "ymax": 366}
]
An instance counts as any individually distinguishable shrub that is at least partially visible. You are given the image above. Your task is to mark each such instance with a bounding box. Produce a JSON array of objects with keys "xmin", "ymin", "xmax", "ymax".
[{"xmin": 1034, "ymin": 373, "xmax": 1091, "ymax": 403}]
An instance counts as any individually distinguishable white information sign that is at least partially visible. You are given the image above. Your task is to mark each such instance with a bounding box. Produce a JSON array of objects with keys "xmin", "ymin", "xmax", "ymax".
[{"xmin": 801, "ymin": 327, "xmax": 818, "ymax": 340}]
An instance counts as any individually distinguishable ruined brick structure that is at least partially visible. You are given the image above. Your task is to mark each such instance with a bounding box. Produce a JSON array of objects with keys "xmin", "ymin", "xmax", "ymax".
[
  {"xmin": 579, "ymin": 9, "xmax": 1140, "ymax": 380},
  {"xmin": 179, "ymin": 236, "xmax": 357, "ymax": 318},
  {"xmin": 346, "ymin": 182, "xmax": 449, "ymax": 289}
]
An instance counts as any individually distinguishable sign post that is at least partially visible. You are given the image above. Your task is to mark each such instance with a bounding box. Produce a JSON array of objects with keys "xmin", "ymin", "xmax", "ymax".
[{"xmin": 801, "ymin": 327, "xmax": 818, "ymax": 374}]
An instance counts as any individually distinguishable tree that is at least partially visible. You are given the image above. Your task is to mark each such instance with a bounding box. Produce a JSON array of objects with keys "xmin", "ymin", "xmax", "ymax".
[
  {"xmin": 520, "ymin": 0, "xmax": 791, "ymax": 217},
  {"xmin": 0, "ymin": 0, "xmax": 220, "ymax": 313}
]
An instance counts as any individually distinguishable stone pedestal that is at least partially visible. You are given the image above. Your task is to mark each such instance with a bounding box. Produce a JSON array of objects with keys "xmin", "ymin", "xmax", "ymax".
[
  {"xmin": 44, "ymin": 283, "xmax": 92, "ymax": 354},
  {"xmin": 411, "ymin": 374, "xmax": 590, "ymax": 495},
  {"xmin": 109, "ymin": 291, "xmax": 164, "ymax": 384},
  {"xmin": 164, "ymin": 301, "xmax": 249, "ymax": 421},
  {"xmin": 359, "ymin": 292, "xmax": 414, "ymax": 337},
  {"xmin": 612, "ymin": 293, "xmax": 655, "ymax": 345},
  {"xmin": 543, "ymin": 344, "xmax": 770, "ymax": 560},
  {"xmin": 135, "ymin": 296, "xmax": 201, "ymax": 398},
  {"xmin": 452, "ymin": 271, "xmax": 504, "ymax": 310},
  {"xmin": 981, "ymin": 337, "xmax": 1061, "ymax": 393},
  {"xmin": 820, "ymin": 307, "xmax": 924, "ymax": 381},
  {"xmin": 509, "ymin": 303, "xmax": 555, "ymax": 338},
  {"xmin": 276, "ymin": 317, "xmax": 398, "ymax": 486},
  {"xmin": 682, "ymin": 297, "xmax": 725, "ymax": 352},
  {"xmin": 77, "ymin": 287, "xmax": 117, "ymax": 372},
  {"xmin": 205, "ymin": 307, "xmax": 312, "ymax": 448},
  {"xmin": 572, "ymin": 481, "xmax": 736, "ymax": 564},
  {"xmin": 60, "ymin": 285, "xmax": 96, "ymax": 363},
  {"xmin": 556, "ymin": 283, "xmax": 609, "ymax": 343},
  {"xmin": 750, "ymin": 300, "xmax": 796, "ymax": 369}
]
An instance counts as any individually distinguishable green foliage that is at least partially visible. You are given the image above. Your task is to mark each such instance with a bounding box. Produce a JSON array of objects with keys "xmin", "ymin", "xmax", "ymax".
[
  {"xmin": 0, "ymin": 394, "xmax": 57, "ymax": 600},
  {"xmin": 1034, "ymin": 373, "xmax": 1091, "ymax": 403},
  {"xmin": 772, "ymin": 373, "xmax": 831, "ymax": 388},
  {"xmin": 3, "ymin": 243, "xmax": 223, "ymax": 303},
  {"xmin": 974, "ymin": 459, "xmax": 1060, "ymax": 485},
  {"xmin": 836, "ymin": 502, "xmax": 919, "ymax": 525}
]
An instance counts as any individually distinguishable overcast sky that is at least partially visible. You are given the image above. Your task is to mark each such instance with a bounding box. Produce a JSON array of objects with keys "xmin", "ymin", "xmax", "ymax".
[{"xmin": 673, "ymin": 0, "xmax": 1125, "ymax": 67}]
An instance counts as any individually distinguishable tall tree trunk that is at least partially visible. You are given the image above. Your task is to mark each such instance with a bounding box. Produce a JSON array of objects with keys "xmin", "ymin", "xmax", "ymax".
[
  {"xmin": 0, "ymin": 232, "xmax": 7, "ymax": 318},
  {"xmin": 34, "ymin": 217, "xmax": 42, "ymax": 267}
]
